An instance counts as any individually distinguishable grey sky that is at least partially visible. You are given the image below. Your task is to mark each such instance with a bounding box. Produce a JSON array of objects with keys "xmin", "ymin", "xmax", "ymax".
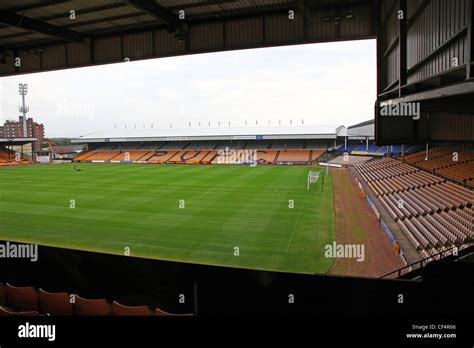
[{"xmin": 0, "ymin": 39, "xmax": 375, "ymax": 138}]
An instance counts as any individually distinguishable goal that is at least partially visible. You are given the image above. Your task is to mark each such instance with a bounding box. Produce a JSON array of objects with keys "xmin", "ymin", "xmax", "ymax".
[{"xmin": 307, "ymin": 171, "xmax": 320, "ymax": 191}]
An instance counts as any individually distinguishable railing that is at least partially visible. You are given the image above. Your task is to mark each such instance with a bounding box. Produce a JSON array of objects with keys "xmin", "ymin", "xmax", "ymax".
[{"xmin": 380, "ymin": 242, "xmax": 474, "ymax": 279}]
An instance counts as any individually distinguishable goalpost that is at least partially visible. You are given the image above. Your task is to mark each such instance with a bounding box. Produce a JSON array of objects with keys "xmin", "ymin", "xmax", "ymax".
[{"xmin": 307, "ymin": 170, "xmax": 320, "ymax": 191}]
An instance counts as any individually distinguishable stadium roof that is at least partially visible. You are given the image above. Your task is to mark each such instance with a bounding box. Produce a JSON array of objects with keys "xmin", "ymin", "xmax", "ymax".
[
  {"xmin": 71, "ymin": 125, "xmax": 341, "ymax": 143},
  {"xmin": 347, "ymin": 119, "xmax": 373, "ymax": 129},
  {"xmin": 0, "ymin": 0, "xmax": 374, "ymax": 77},
  {"xmin": 346, "ymin": 119, "xmax": 373, "ymax": 139},
  {"xmin": 0, "ymin": 137, "xmax": 37, "ymax": 145},
  {"xmin": 50, "ymin": 145, "xmax": 83, "ymax": 154}
]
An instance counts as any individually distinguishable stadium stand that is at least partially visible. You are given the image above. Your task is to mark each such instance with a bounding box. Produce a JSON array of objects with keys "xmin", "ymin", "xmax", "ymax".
[
  {"xmin": 93, "ymin": 144, "xmax": 119, "ymax": 151},
  {"xmin": 38, "ymin": 289, "xmax": 74, "ymax": 316},
  {"xmin": 351, "ymin": 143, "xmax": 366, "ymax": 153},
  {"xmin": 277, "ymin": 150, "xmax": 311, "ymax": 162},
  {"xmin": 0, "ymin": 282, "xmax": 193, "ymax": 317},
  {"xmin": 245, "ymin": 141, "xmax": 271, "ymax": 150},
  {"xmin": 0, "ymin": 149, "xmax": 32, "ymax": 165},
  {"xmin": 305, "ymin": 140, "xmax": 328, "ymax": 149},
  {"xmin": 404, "ymin": 144, "xmax": 425, "ymax": 154},
  {"xmin": 82, "ymin": 151, "xmax": 121, "ymax": 161},
  {"xmin": 401, "ymin": 148, "xmax": 474, "ymax": 187},
  {"xmin": 111, "ymin": 301, "xmax": 152, "ymax": 316},
  {"xmin": 74, "ymin": 296, "xmax": 112, "ymax": 316},
  {"xmin": 287, "ymin": 140, "xmax": 304, "ymax": 149},
  {"xmin": 73, "ymin": 151, "xmax": 94, "ymax": 161},
  {"xmin": 187, "ymin": 141, "xmax": 219, "ymax": 150},
  {"xmin": 160, "ymin": 142, "xmax": 188, "ymax": 150},
  {"xmin": 201, "ymin": 150, "xmax": 217, "ymax": 163},
  {"xmin": 143, "ymin": 151, "xmax": 177, "ymax": 163},
  {"xmin": 110, "ymin": 151, "xmax": 154, "ymax": 161},
  {"xmin": 375, "ymin": 146, "xmax": 387, "ymax": 155},
  {"xmin": 366, "ymin": 144, "xmax": 380, "ymax": 153},
  {"xmin": 256, "ymin": 150, "xmax": 278, "ymax": 164},
  {"xmin": 217, "ymin": 140, "xmax": 247, "ymax": 150},
  {"xmin": 155, "ymin": 308, "xmax": 194, "ymax": 316},
  {"xmin": 137, "ymin": 142, "xmax": 163, "ymax": 151},
  {"xmin": 117, "ymin": 143, "xmax": 141, "ymax": 151},
  {"xmin": 390, "ymin": 145, "xmax": 402, "ymax": 155},
  {"xmin": 269, "ymin": 139, "xmax": 305, "ymax": 149},
  {"xmin": 5, "ymin": 283, "xmax": 39, "ymax": 312},
  {"xmin": 269, "ymin": 140, "xmax": 285, "ymax": 149},
  {"xmin": 355, "ymin": 157, "xmax": 473, "ymax": 258},
  {"xmin": 335, "ymin": 141, "xmax": 360, "ymax": 154},
  {"xmin": 311, "ymin": 150, "xmax": 326, "ymax": 161},
  {"xmin": 168, "ymin": 150, "xmax": 211, "ymax": 163},
  {"xmin": 0, "ymin": 283, "xmax": 5, "ymax": 306},
  {"xmin": 74, "ymin": 142, "xmax": 325, "ymax": 165},
  {"xmin": 0, "ymin": 307, "xmax": 42, "ymax": 316}
]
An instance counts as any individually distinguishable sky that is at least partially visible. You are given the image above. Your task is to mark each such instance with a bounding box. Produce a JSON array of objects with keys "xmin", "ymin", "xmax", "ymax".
[{"xmin": 0, "ymin": 39, "xmax": 375, "ymax": 138}]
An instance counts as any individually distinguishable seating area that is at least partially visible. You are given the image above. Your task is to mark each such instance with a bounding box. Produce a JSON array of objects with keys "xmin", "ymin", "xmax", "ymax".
[
  {"xmin": 110, "ymin": 151, "xmax": 154, "ymax": 161},
  {"xmin": 401, "ymin": 148, "xmax": 474, "ymax": 187},
  {"xmin": 168, "ymin": 150, "xmax": 212, "ymax": 163},
  {"xmin": 0, "ymin": 149, "xmax": 32, "ymax": 166},
  {"xmin": 243, "ymin": 141, "xmax": 271, "ymax": 150},
  {"xmin": 74, "ymin": 146, "xmax": 323, "ymax": 165},
  {"xmin": 355, "ymin": 157, "xmax": 473, "ymax": 257},
  {"xmin": 335, "ymin": 143, "xmax": 424, "ymax": 157},
  {"xmin": 305, "ymin": 139, "xmax": 329, "ymax": 150},
  {"xmin": 277, "ymin": 150, "xmax": 311, "ymax": 162},
  {"xmin": 77, "ymin": 151, "xmax": 121, "ymax": 161},
  {"xmin": 311, "ymin": 150, "xmax": 326, "ymax": 161},
  {"xmin": 215, "ymin": 140, "xmax": 243, "ymax": 150},
  {"xmin": 147, "ymin": 151, "xmax": 178, "ymax": 163},
  {"xmin": 160, "ymin": 142, "xmax": 189, "ymax": 150},
  {"xmin": 0, "ymin": 283, "xmax": 193, "ymax": 316},
  {"xmin": 335, "ymin": 142, "xmax": 362, "ymax": 154},
  {"xmin": 256, "ymin": 150, "xmax": 278, "ymax": 164}
]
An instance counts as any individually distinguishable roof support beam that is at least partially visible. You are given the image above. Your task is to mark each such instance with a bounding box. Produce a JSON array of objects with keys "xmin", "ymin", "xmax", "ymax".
[
  {"xmin": 168, "ymin": 1, "xmax": 237, "ymax": 11},
  {"xmin": 122, "ymin": 0, "xmax": 181, "ymax": 27},
  {"xmin": 0, "ymin": 12, "xmax": 91, "ymax": 45},
  {"xmin": 398, "ymin": 0, "xmax": 407, "ymax": 97},
  {"xmin": 4, "ymin": 0, "xmax": 70, "ymax": 13},
  {"xmin": 465, "ymin": 0, "xmax": 473, "ymax": 79},
  {"xmin": 37, "ymin": 3, "xmax": 130, "ymax": 22}
]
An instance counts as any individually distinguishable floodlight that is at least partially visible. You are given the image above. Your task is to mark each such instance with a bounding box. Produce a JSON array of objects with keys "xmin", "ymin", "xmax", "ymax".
[{"xmin": 19, "ymin": 83, "xmax": 28, "ymax": 95}]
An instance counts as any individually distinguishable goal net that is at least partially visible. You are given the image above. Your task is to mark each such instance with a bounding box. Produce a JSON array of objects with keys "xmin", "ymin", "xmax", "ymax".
[{"xmin": 307, "ymin": 171, "xmax": 320, "ymax": 191}]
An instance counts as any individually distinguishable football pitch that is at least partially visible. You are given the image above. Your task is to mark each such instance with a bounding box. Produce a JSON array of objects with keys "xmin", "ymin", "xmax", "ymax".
[{"xmin": 0, "ymin": 163, "xmax": 335, "ymax": 274}]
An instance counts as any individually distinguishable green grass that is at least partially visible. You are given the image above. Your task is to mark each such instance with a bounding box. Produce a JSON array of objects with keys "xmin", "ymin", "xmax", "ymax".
[{"xmin": 0, "ymin": 163, "xmax": 335, "ymax": 274}]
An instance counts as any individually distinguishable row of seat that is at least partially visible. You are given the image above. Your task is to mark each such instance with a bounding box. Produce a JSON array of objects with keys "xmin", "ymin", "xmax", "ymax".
[
  {"xmin": 89, "ymin": 140, "xmax": 327, "ymax": 152},
  {"xmin": 0, "ymin": 150, "xmax": 32, "ymax": 166},
  {"xmin": 436, "ymin": 161, "xmax": 474, "ymax": 186},
  {"xmin": 401, "ymin": 148, "xmax": 452, "ymax": 164},
  {"xmin": 396, "ymin": 208, "xmax": 473, "ymax": 251},
  {"xmin": 400, "ymin": 148, "xmax": 474, "ymax": 187},
  {"xmin": 75, "ymin": 149, "xmax": 327, "ymax": 164},
  {"xmin": 0, "ymin": 283, "xmax": 193, "ymax": 316},
  {"xmin": 356, "ymin": 158, "xmax": 418, "ymax": 182},
  {"xmin": 368, "ymin": 171, "xmax": 444, "ymax": 196},
  {"xmin": 355, "ymin": 157, "xmax": 473, "ymax": 256}
]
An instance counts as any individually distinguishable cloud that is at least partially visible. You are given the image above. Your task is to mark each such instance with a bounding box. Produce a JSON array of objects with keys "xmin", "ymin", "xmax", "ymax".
[{"xmin": 0, "ymin": 39, "xmax": 375, "ymax": 137}]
